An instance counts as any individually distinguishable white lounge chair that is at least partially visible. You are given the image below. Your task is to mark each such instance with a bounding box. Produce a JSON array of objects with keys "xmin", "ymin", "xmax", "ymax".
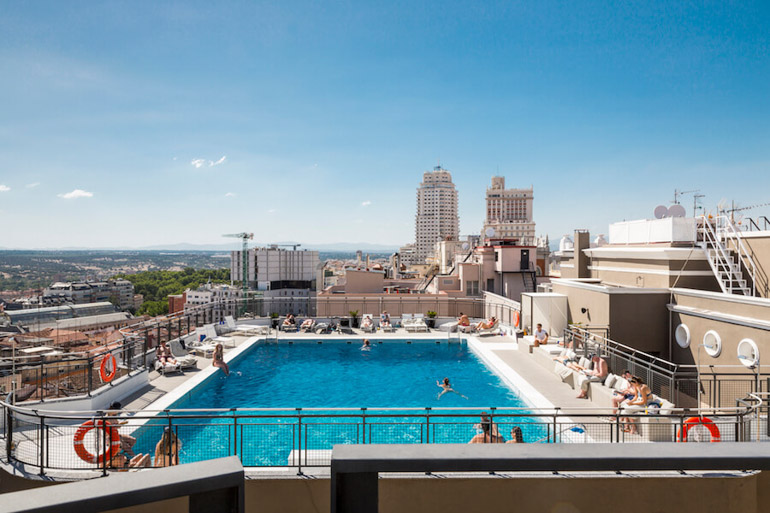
[
  {"xmin": 168, "ymin": 339, "xmax": 198, "ymax": 369},
  {"xmin": 379, "ymin": 314, "xmax": 395, "ymax": 333},
  {"xmin": 234, "ymin": 324, "xmax": 270, "ymax": 336},
  {"xmin": 300, "ymin": 319, "xmax": 316, "ymax": 332},
  {"xmin": 360, "ymin": 314, "xmax": 376, "ymax": 333},
  {"xmin": 404, "ymin": 314, "xmax": 429, "ymax": 333},
  {"xmin": 224, "ymin": 316, "xmax": 238, "ymax": 333}
]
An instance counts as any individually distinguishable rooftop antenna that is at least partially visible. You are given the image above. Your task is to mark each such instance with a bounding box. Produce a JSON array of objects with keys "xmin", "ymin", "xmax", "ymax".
[
  {"xmin": 693, "ymin": 193, "xmax": 705, "ymax": 217},
  {"xmin": 673, "ymin": 188, "xmax": 700, "ymax": 205}
]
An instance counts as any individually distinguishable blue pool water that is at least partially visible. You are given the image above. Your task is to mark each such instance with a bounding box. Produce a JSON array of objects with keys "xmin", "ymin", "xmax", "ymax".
[{"xmin": 134, "ymin": 340, "xmax": 548, "ymax": 466}]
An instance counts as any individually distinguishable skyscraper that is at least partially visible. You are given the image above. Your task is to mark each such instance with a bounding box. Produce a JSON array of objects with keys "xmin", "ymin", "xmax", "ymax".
[
  {"xmin": 415, "ymin": 165, "xmax": 459, "ymax": 263},
  {"xmin": 482, "ymin": 176, "xmax": 535, "ymax": 245}
]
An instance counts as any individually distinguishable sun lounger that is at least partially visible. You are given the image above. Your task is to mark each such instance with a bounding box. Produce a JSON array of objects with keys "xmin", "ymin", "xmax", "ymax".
[
  {"xmin": 234, "ymin": 324, "xmax": 270, "ymax": 336},
  {"xmin": 404, "ymin": 314, "xmax": 429, "ymax": 333},
  {"xmin": 360, "ymin": 314, "xmax": 376, "ymax": 333},
  {"xmin": 300, "ymin": 319, "xmax": 316, "ymax": 332},
  {"xmin": 224, "ymin": 316, "xmax": 238, "ymax": 333},
  {"xmin": 154, "ymin": 359, "xmax": 182, "ymax": 375},
  {"xmin": 169, "ymin": 340, "xmax": 198, "ymax": 369},
  {"xmin": 187, "ymin": 338, "xmax": 216, "ymax": 358}
]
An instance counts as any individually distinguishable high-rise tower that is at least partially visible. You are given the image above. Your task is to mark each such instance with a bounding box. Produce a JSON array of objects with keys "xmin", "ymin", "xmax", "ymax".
[
  {"xmin": 482, "ymin": 176, "xmax": 535, "ymax": 245},
  {"xmin": 415, "ymin": 165, "xmax": 459, "ymax": 263}
]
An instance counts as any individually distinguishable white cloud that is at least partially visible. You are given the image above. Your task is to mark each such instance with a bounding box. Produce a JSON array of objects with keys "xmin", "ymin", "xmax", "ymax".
[
  {"xmin": 26, "ymin": 182, "xmax": 40, "ymax": 188},
  {"xmin": 267, "ymin": 209, "xmax": 276, "ymax": 214},
  {"xmin": 225, "ymin": 192, "xmax": 236, "ymax": 197},
  {"xmin": 190, "ymin": 155, "xmax": 227, "ymax": 168},
  {"xmin": 0, "ymin": 185, "xmax": 10, "ymax": 192},
  {"xmin": 361, "ymin": 200, "xmax": 371, "ymax": 207},
  {"xmin": 58, "ymin": 189, "xmax": 93, "ymax": 199}
]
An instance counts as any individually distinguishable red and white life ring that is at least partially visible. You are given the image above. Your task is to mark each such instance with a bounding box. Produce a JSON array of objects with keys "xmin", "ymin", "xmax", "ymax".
[
  {"xmin": 513, "ymin": 311, "xmax": 521, "ymax": 328},
  {"xmin": 73, "ymin": 419, "xmax": 121, "ymax": 464},
  {"xmin": 100, "ymin": 354, "xmax": 117, "ymax": 383},
  {"xmin": 677, "ymin": 416, "xmax": 721, "ymax": 442}
]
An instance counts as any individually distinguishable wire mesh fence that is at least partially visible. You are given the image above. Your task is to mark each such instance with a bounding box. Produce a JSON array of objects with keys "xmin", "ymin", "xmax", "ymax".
[{"xmin": 2, "ymin": 406, "xmax": 763, "ymax": 474}]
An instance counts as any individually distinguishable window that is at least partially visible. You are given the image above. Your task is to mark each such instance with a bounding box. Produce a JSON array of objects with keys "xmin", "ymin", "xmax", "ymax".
[
  {"xmin": 466, "ymin": 280, "xmax": 479, "ymax": 296},
  {"xmin": 486, "ymin": 278, "xmax": 495, "ymax": 292}
]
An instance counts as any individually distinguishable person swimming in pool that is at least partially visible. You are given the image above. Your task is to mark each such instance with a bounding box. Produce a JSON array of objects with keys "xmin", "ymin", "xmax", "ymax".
[
  {"xmin": 436, "ymin": 377, "xmax": 468, "ymax": 400},
  {"xmin": 361, "ymin": 339, "xmax": 372, "ymax": 351}
]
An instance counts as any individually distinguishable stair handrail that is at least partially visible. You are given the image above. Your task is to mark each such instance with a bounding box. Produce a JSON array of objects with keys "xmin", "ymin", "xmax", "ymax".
[
  {"xmin": 700, "ymin": 216, "xmax": 740, "ymax": 294},
  {"xmin": 717, "ymin": 215, "xmax": 757, "ymax": 296}
]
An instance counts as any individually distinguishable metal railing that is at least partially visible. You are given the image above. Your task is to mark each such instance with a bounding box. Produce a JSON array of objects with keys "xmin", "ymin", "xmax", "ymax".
[
  {"xmin": 1, "ymin": 402, "xmax": 761, "ymax": 475},
  {"xmin": 566, "ymin": 325, "xmax": 770, "ymax": 408}
]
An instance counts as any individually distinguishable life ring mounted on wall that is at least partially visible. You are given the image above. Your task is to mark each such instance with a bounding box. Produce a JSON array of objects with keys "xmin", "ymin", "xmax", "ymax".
[
  {"xmin": 513, "ymin": 311, "xmax": 521, "ymax": 328},
  {"xmin": 73, "ymin": 419, "xmax": 121, "ymax": 464},
  {"xmin": 677, "ymin": 416, "xmax": 721, "ymax": 442},
  {"xmin": 100, "ymin": 354, "xmax": 117, "ymax": 383}
]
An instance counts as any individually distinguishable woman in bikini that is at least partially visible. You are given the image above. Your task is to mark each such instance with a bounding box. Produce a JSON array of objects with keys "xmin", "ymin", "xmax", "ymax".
[
  {"xmin": 468, "ymin": 413, "xmax": 505, "ymax": 443},
  {"xmin": 620, "ymin": 377, "xmax": 651, "ymax": 434},
  {"xmin": 436, "ymin": 377, "xmax": 468, "ymax": 400},
  {"xmin": 212, "ymin": 343, "xmax": 230, "ymax": 376}
]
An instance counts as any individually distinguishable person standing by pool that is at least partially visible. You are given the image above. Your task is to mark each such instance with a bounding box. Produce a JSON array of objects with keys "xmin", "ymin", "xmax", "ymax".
[
  {"xmin": 436, "ymin": 377, "xmax": 468, "ymax": 400},
  {"xmin": 212, "ymin": 343, "xmax": 229, "ymax": 376}
]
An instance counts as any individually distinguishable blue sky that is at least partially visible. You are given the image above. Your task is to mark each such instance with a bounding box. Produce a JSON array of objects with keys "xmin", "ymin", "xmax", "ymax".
[{"xmin": 1, "ymin": 1, "xmax": 769, "ymax": 249}]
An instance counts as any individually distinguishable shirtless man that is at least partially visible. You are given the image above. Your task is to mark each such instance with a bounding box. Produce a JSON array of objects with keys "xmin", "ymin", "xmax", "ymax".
[{"xmin": 573, "ymin": 355, "xmax": 608, "ymax": 399}]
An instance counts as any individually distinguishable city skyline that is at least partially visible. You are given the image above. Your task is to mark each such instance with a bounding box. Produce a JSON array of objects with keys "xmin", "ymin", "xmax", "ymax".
[{"xmin": 2, "ymin": 2, "xmax": 769, "ymax": 249}]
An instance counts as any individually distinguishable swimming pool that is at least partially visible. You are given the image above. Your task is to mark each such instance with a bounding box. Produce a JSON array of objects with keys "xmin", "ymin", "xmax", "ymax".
[{"xmin": 133, "ymin": 339, "xmax": 550, "ymax": 467}]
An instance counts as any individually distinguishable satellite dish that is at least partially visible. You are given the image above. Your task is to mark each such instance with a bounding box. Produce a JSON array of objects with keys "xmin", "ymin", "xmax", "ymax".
[
  {"xmin": 668, "ymin": 204, "xmax": 686, "ymax": 218},
  {"xmin": 654, "ymin": 205, "xmax": 668, "ymax": 219},
  {"xmin": 484, "ymin": 227, "xmax": 496, "ymax": 238},
  {"xmin": 737, "ymin": 339, "xmax": 760, "ymax": 369},
  {"xmin": 461, "ymin": 242, "xmax": 469, "ymax": 250}
]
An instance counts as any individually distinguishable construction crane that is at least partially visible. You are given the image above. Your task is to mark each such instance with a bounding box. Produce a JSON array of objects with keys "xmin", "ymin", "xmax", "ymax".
[{"xmin": 223, "ymin": 233, "xmax": 254, "ymax": 295}]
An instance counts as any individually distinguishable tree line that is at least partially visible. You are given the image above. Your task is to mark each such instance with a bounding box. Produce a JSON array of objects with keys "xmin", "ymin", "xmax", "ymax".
[{"xmin": 113, "ymin": 267, "xmax": 230, "ymax": 317}]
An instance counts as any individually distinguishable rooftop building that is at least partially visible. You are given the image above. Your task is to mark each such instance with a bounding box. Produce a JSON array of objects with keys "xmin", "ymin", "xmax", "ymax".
[
  {"xmin": 483, "ymin": 176, "xmax": 535, "ymax": 245},
  {"xmin": 414, "ymin": 165, "xmax": 459, "ymax": 264}
]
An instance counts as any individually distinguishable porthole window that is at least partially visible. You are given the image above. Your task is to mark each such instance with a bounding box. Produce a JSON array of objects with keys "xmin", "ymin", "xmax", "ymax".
[
  {"xmin": 703, "ymin": 330, "xmax": 722, "ymax": 358},
  {"xmin": 737, "ymin": 338, "xmax": 760, "ymax": 368},
  {"xmin": 675, "ymin": 324, "xmax": 691, "ymax": 349}
]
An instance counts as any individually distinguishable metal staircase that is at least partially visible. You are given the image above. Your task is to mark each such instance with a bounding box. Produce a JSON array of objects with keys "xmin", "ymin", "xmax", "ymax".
[
  {"xmin": 522, "ymin": 271, "xmax": 537, "ymax": 293},
  {"xmin": 700, "ymin": 215, "xmax": 756, "ymax": 296}
]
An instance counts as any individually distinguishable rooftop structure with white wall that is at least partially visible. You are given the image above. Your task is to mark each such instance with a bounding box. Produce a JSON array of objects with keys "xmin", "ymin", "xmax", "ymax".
[{"xmin": 231, "ymin": 246, "xmax": 320, "ymax": 292}]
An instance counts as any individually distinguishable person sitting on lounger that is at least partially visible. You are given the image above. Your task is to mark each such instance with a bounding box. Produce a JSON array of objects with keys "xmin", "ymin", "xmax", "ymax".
[
  {"xmin": 534, "ymin": 323, "xmax": 549, "ymax": 346},
  {"xmin": 572, "ymin": 355, "xmax": 608, "ymax": 399},
  {"xmin": 212, "ymin": 343, "xmax": 229, "ymax": 376},
  {"xmin": 282, "ymin": 315, "xmax": 296, "ymax": 328},
  {"xmin": 107, "ymin": 401, "xmax": 136, "ymax": 458},
  {"xmin": 300, "ymin": 318, "xmax": 315, "ymax": 331},
  {"xmin": 612, "ymin": 370, "xmax": 635, "ymax": 413},
  {"xmin": 436, "ymin": 377, "xmax": 468, "ymax": 400},
  {"xmin": 458, "ymin": 313, "xmax": 470, "ymax": 327},
  {"xmin": 380, "ymin": 311, "xmax": 391, "ymax": 327},
  {"xmin": 361, "ymin": 315, "xmax": 373, "ymax": 330},
  {"xmin": 620, "ymin": 377, "xmax": 652, "ymax": 434},
  {"xmin": 469, "ymin": 412, "xmax": 505, "ymax": 443},
  {"xmin": 157, "ymin": 342, "xmax": 177, "ymax": 366},
  {"xmin": 474, "ymin": 316, "xmax": 497, "ymax": 331}
]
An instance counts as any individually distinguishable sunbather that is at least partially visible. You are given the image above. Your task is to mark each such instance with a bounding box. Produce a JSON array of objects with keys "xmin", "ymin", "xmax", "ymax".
[
  {"xmin": 300, "ymin": 318, "xmax": 315, "ymax": 331},
  {"xmin": 361, "ymin": 315, "xmax": 373, "ymax": 330},
  {"xmin": 380, "ymin": 311, "xmax": 391, "ymax": 327},
  {"xmin": 107, "ymin": 401, "xmax": 136, "ymax": 458},
  {"xmin": 282, "ymin": 314, "xmax": 296, "ymax": 328},
  {"xmin": 620, "ymin": 377, "xmax": 652, "ymax": 434},
  {"xmin": 436, "ymin": 377, "xmax": 468, "ymax": 400},
  {"xmin": 157, "ymin": 342, "xmax": 177, "ymax": 366},
  {"xmin": 458, "ymin": 313, "xmax": 470, "ymax": 327},
  {"xmin": 612, "ymin": 370, "xmax": 635, "ymax": 413},
  {"xmin": 474, "ymin": 316, "xmax": 496, "ymax": 331},
  {"xmin": 212, "ymin": 343, "xmax": 229, "ymax": 376},
  {"xmin": 572, "ymin": 355, "xmax": 608, "ymax": 399}
]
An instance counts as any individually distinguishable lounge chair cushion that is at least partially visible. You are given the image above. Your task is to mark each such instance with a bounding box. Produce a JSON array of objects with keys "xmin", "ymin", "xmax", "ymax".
[
  {"xmin": 614, "ymin": 378, "xmax": 629, "ymax": 392},
  {"xmin": 578, "ymin": 357, "xmax": 589, "ymax": 369},
  {"xmin": 604, "ymin": 373, "xmax": 617, "ymax": 388}
]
